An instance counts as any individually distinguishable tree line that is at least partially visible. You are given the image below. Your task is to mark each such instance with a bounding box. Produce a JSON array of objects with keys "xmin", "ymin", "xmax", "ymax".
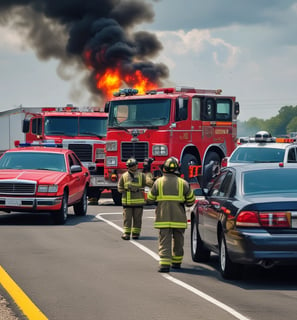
[{"xmin": 238, "ymin": 105, "xmax": 297, "ymax": 138}]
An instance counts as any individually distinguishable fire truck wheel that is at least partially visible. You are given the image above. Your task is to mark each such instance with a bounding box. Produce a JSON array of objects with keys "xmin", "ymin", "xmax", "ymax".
[
  {"xmin": 181, "ymin": 154, "xmax": 199, "ymax": 183},
  {"xmin": 112, "ymin": 189, "xmax": 122, "ymax": 206},
  {"xmin": 74, "ymin": 187, "xmax": 88, "ymax": 216},
  {"xmin": 52, "ymin": 190, "xmax": 68, "ymax": 225},
  {"xmin": 201, "ymin": 151, "xmax": 221, "ymax": 186}
]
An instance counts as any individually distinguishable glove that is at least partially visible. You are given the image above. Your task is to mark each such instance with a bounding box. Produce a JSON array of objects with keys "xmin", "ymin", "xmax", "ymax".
[{"xmin": 143, "ymin": 158, "xmax": 154, "ymax": 173}]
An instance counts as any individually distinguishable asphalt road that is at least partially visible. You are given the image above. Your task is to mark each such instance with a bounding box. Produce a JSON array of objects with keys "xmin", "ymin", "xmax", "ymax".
[{"xmin": 1, "ymin": 196, "xmax": 297, "ymax": 320}]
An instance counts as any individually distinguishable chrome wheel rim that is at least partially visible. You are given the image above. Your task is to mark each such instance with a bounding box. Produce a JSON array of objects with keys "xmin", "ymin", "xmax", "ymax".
[{"xmin": 220, "ymin": 238, "xmax": 226, "ymax": 271}]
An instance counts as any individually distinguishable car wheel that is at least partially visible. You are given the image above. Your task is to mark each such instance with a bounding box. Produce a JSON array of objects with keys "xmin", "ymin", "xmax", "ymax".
[
  {"xmin": 112, "ymin": 189, "xmax": 122, "ymax": 206},
  {"xmin": 52, "ymin": 191, "xmax": 68, "ymax": 225},
  {"xmin": 74, "ymin": 187, "xmax": 87, "ymax": 216},
  {"xmin": 219, "ymin": 232, "xmax": 242, "ymax": 279},
  {"xmin": 191, "ymin": 215, "xmax": 210, "ymax": 262}
]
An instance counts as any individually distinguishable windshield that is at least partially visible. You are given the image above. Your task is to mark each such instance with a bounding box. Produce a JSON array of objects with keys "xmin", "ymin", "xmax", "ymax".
[
  {"xmin": 0, "ymin": 152, "xmax": 66, "ymax": 172},
  {"xmin": 108, "ymin": 99, "xmax": 171, "ymax": 128},
  {"xmin": 230, "ymin": 147, "xmax": 285, "ymax": 163},
  {"xmin": 243, "ymin": 169, "xmax": 297, "ymax": 194},
  {"xmin": 44, "ymin": 116, "xmax": 107, "ymax": 137}
]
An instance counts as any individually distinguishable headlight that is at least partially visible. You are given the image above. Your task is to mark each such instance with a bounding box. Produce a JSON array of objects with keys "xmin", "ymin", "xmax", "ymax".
[
  {"xmin": 152, "ymin": 145, "xmax": 168, "ymax": 156},
  {"xmin": 106, "ymin": 156, "xmax": 118, "ymax": 167},
  {"xmin": 106, "ymin": 141, "xmax": 117, "ymax": 151},
  {"xmin": 96, "ymin": 148, "xmax": 105, "ymax": 160},
  {"xmin": 38, "ymin": 185, "xmax": 58, "ymax": 193}
]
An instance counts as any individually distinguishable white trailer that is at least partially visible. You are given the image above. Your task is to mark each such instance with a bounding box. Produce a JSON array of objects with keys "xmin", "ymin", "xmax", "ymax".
[{"xmin": 0, "ymin": 106, "xmax": 42, "ymax": 154}]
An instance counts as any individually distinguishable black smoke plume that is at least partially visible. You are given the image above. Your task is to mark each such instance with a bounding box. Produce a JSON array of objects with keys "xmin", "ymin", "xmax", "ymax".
[{"xmin": 0, "ymin": 0, "xmax": 169, "ymax": 103}]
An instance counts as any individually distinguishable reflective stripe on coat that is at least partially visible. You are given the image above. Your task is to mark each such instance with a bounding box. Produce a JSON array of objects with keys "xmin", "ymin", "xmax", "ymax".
[{"xmin": 147, "ymin": 173, "xmax": 195, "ymax": 229}]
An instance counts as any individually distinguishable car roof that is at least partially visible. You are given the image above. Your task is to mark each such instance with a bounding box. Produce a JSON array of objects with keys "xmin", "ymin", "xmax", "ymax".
[
  {"xmin": 224, "ymin": 162, "xmax": 297, "ymax": 173},
  {"xmin": 234, "ymin": 142, "xmax": 294, "ymax": 150},
  {"xmin": 5, "ymin": 147, "xmax": 70, "ymax": 154}
]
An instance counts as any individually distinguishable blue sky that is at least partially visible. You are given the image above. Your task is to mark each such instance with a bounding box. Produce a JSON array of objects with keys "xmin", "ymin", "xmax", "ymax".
[{"xmin": 0, "ymin": 0, "xmax": 297, "ymax": 121}]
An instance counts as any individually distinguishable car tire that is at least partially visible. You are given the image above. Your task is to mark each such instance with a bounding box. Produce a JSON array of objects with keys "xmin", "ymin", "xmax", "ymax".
[
  {"xmin": 74, "ymin": 187, "xmax": 87, "ymax": 216},
  {"xmin": 52, "ymin": 191, "xmax": 68, "ymax": 225},
  {"xmin": 112, "ymin": 189, "xmax": 122, "ymax": 206},
  {"xmin": 191, "ymin": 215, "xmax": 211, "ymax": 262},
  {"xmin": 219, "ymin": 232, "xmax": 242, "ymax": 279}
]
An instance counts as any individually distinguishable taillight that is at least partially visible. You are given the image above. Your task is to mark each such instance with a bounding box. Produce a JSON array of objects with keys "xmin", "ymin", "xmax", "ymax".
[
  {"xmin": 236, "ymin": 211, "xmax": 260, "ymax": 227},
  {"xmin": 221, "ymin": 157, "xmax": 228, "ymax": 167},
  {"xmin": 259, "ymin": 212, "xmax": 291, "ymax": 228},
  {"xmin": 236, "ymin": 211, "xmax": 291, "ymax": 228}
]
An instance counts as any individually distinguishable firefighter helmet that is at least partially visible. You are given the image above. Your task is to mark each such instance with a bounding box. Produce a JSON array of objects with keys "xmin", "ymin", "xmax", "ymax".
[
  {"xmin": 163, "ymin": 157, "xmax": 179, "ymax": 173},
  {"xmin": 126, "ymin": 158, "xmax": 138, "ymax": 168}
]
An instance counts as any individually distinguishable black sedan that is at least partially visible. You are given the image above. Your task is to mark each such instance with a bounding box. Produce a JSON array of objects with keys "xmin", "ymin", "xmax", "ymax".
[{"xmin": 191, "ymin": 163, "xmax": 297, "ymax": 279}]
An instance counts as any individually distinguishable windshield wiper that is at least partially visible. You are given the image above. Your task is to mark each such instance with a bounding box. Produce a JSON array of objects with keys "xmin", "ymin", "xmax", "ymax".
[{"xmin": 109, "ymin": 124, "xmax": 130, "ymax": 132}]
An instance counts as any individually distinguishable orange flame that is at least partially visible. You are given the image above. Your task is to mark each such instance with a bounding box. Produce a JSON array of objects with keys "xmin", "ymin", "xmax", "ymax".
[
  {"xmin": 96, "ymin": 68, "xmax": 157, "ymax": 99},
  {"xmin": 124, "ymin": 70, "xmax": 156, "ymax": 94},
  {"xmin": 96, "ymin": 69, "xmax": 122, "ymax": 99}
]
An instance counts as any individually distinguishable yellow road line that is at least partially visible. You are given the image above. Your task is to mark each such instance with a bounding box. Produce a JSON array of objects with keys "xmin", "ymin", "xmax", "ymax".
[{"xmin": 0, "ymin": 265, "xmax": 48, "ymax": 320}]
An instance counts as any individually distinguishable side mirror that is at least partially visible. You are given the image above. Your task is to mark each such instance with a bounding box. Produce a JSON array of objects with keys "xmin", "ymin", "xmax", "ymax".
[
  {"xmin": 22, "ymin": 119, "xmax": 30, "ymax": 133},
  {"xmin": 71, "ymin": 165, "xmax": 82, "ymax": 173},
  {"xmin": 104, "ymin": 102, "xmax": 110, "ymax": 113},
  {"xmin": 235, "ymin": 102, "xmax": 240, "ymax": 115}
]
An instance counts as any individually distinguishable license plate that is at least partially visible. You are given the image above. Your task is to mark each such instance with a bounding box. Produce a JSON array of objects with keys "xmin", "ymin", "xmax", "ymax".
[{"xmin": 5, "ymin": 198, "xmax": 21, "ymax": 206}]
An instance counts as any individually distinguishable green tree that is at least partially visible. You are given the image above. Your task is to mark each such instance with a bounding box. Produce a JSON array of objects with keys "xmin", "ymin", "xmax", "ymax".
[
  {"xmin": 238, "ymin": 105, "xmax": 297, "ymax": 137},
  {"xmin": 287, "ymin": 116, "xmax": 297, "ymax": 133}
]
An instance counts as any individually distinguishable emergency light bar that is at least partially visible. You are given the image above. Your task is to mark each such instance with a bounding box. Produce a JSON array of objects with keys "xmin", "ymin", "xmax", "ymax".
[
  {"xmin": 18, "ymin": 141, "xmax": 62, "ymax": 148},
  {"xmin": 275, "ymin": 138, "xmax": 296, "ymax": 143},
  {"xmin": 113, "ymin": 88, "xmax": 138, "ymax": 97},
  {"xmin": 113, "ymin": 86, "xmax": 223, "ymax": 96},
  {"xmin": 42, "ymin": 107, "xmax": 56, "ymax": 112},
  {"xmin": 154, "ymin": 87, "xmax": 222, "ymax": 95}
]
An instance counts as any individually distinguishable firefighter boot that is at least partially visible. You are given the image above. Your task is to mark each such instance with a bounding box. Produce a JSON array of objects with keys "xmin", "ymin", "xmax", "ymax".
[
  {"xmin": 171, "ymin": 263, "xmax": 181, "ymax": 269},
  {"xmin": 132, "ymin": 234, "xmax": 140, "ymax": 240},
  {"xmin": 158, "ymin": 265, "xmax": 170, "ymax": 273},
  {"xmin": 121, "ymin": 234, "xmax": 130, "ymax": 240}
]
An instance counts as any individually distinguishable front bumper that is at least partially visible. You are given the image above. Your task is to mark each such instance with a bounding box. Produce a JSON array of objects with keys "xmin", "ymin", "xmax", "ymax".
[{"xmin": 0, "ymin": 196, "xmax": 63, "ymax": 212}]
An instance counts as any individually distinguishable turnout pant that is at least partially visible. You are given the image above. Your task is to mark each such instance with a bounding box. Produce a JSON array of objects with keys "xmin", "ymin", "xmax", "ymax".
[
  {"xmin": 122, "ymin": 206, "xmax": 143, "ymax": 236},
  {"xmin": 158, "ymin": 228, "xmax": 185, "ymax": 266}
]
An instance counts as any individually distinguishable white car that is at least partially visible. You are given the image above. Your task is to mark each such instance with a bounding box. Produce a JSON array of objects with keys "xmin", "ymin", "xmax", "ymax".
[{"xmin": 222, "ymin": 131, "xmax": 297, "ymax": 167}]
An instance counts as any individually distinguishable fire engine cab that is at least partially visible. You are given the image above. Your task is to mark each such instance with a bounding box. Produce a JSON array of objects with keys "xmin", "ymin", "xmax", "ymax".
[
  {"xmin": 104, "ymin": 86, "xmax": 240, "ymax": 203},
  {"xmin": 20, "ymin": 105, "xmax": 112, "ymax": 203}
]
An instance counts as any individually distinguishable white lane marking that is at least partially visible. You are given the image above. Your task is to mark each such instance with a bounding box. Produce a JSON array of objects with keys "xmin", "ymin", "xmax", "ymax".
[
  {"xmin": 96, "ymin": 212, "xmax": 251, "ymax": 320},
  {"xmin": 96, "ymin": 212, "xmax": 159, "ymax": 260},
  {"xmin": 163, "ymin": 274, "xmax": 250, "ymax": 320}
]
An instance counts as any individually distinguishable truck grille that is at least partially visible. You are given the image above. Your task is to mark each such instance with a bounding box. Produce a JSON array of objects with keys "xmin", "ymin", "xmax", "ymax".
[
  {"xmin": 69, "ymin": 144, "xmax": 92, "ymax": 162},
  {"xmin": 0, "ymin": 182, "xmax": 36, "ymax": 195},
  {"xmin": 121, "ymin": 142, "xmax": 149, "ymax": 162}
]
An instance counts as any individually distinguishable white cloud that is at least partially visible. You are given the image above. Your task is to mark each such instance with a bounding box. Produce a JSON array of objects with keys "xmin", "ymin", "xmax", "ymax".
[
  {"xmin": 0, "ymin": 26, "xmax": 27, "ymax": 52},
  {"xmin": 155, "ymin": 28, "xmax": 240, "ymax": 69}
]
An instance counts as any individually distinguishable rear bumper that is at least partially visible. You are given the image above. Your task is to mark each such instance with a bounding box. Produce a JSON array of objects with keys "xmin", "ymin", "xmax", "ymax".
[
  {"xmin": 227, "ymin": 229, "xmax": 297, "ymax": 265},
  {"xmin": 0, "ymin": 196, "xmax": 62, "ymax": 212}
]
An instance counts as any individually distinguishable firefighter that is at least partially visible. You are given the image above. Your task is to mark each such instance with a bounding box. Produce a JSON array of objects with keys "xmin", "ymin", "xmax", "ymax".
[
  {"xmin": 147, "ymin": 157, "xmax": 195, "ymax": 272},
  {"xmin": 117, "ymin": 158, "xmax": 153, "ymax": 240}
]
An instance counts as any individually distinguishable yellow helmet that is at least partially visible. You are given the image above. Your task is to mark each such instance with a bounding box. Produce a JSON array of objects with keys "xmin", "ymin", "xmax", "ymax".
[
  {"xmin": 126, "ymin": 158, "xmax": 138, "ymax": 168},
  {"xmin": 163, "ymin": 157, "xmax": 179, "ymax": 173}
]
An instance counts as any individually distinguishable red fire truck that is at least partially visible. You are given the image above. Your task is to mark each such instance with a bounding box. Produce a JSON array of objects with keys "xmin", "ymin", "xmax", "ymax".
[
  {"xmin": 104, "ymin": 86, "xmax": 240, "ymax": 204},
  {"xmin": 20, "ymin": 105, "xmax": 115, "ymax": 203}
]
